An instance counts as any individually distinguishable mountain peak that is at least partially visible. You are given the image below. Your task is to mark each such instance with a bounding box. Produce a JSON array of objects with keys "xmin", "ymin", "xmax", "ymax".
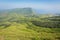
[{"xmin": 0, "ymin": 8, "xmax": 35, "ymax": 16}]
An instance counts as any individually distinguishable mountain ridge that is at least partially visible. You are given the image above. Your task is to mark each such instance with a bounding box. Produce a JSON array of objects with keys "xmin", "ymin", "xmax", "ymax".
[
  {"xmin": 0, "ymin": 8, "xmax": 35, "ymax": 16},
  {"xmin": 0, "ymin": 8, "xmax": 60, "ymax": 16}
]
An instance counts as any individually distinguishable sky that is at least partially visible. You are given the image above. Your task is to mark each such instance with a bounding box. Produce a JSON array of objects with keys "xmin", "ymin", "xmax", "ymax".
[{"xmin": 0, "ymin": 0, "xmax": 60, "ymax": 13}]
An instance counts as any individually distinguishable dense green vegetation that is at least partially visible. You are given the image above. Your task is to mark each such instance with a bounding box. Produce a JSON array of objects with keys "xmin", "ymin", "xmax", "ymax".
[{"xmin": 0, "ymin": 8, "xmax": 60, "ymax": 40}]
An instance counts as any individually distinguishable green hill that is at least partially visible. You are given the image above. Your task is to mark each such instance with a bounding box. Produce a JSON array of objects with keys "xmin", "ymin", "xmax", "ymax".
[{"xmin": 0, "ymin": 8, "xmax": 60, "ymax": 40}]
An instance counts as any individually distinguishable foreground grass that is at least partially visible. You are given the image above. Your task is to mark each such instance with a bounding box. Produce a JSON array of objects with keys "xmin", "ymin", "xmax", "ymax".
[{"xmin": 0, "ymin": 22, "xmax": 60, "ymax": 40}]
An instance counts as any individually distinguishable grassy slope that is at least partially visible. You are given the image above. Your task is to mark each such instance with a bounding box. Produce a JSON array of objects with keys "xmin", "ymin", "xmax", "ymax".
[
  {"xmin": 0, "ymin": 9, "xmax": 60, "ymax": 40},
  {"xmin": 0, "ymin": 22, "xmax": 60, "ymax": 40}
]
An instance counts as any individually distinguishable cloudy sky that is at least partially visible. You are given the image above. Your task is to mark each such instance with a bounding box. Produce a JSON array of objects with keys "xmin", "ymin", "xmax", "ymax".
[{"xmin": 0, "ymin": 0, "xmax": 60, "ymax": 13}]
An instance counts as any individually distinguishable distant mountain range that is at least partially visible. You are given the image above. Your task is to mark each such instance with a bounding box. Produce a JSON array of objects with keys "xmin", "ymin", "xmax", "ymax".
[{"xmin": 0, "ymin": 8, "xmax": 60, "ymax": 16}]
